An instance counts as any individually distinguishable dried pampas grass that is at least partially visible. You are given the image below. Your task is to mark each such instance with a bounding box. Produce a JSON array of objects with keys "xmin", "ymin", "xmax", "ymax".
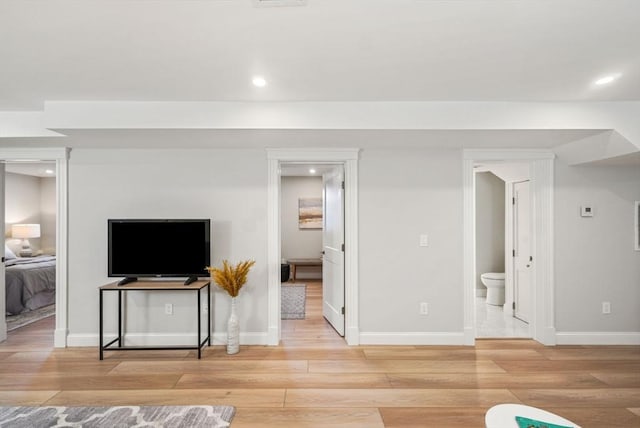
[{"xmin": 206, "ymin": 260, "xmax": 256, "ymax": 297}]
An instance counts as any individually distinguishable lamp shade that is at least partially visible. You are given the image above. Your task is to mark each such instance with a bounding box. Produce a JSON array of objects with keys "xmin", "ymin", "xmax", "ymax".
[{"xmin": 11, "ymin": 224, "xmax": 41, "ymax": 239}]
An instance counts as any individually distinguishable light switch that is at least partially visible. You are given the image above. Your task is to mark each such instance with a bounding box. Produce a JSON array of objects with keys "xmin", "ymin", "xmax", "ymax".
[
  {"xmin": 419, "ymin": 234, "xmax": 429, "ymax": 247},
  {"xmin": 581, "ymin": 206, "xmax": 594, "ymax": 217}
]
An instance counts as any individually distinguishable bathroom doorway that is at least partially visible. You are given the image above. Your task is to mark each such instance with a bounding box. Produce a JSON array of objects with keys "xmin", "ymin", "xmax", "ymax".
[{"xmin": 474, "ymin": 161, "xmax": 531, "ymax": 338}]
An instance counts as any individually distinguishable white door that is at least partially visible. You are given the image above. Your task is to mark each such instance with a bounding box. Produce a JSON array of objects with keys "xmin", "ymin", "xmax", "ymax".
[
  {"xmin": 0, "ymin": 163, "xmax": 6, "ymax": 342},
  {"xmin": 322, "ymin": 166, "xmax": 345, "ymax": 336},
  {"xmin": 513, "ymin": 180, "xmax": 531, "ymax": 323}
]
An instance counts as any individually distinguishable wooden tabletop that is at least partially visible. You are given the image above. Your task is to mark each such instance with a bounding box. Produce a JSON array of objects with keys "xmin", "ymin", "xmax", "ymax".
[{"xmin": 99, "ymin": 280, "xmax": 210, "ymax": 290}]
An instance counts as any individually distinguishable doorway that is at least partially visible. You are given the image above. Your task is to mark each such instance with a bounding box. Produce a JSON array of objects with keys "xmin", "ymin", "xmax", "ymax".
[
  {"xmin": 266, "ymin": 148, "xmax": 360, "ymax": 346},
  {"xmin": 473, "ymin": 162, "xmax": 531, "ymax": 338},
  {"xmin": 463, "ymin": 150, "xmax": 556, "ymax": 346},
  {"xmin": 0, "ymin": 148, "xmax": 69, "ymax": 347},
  {"xmin": 280, "ymin": 164, "xmax": 346, "ymax": 344},
  {"xmin": 4, "ymin": 161, "xmax": 58, "ymax": 337}
]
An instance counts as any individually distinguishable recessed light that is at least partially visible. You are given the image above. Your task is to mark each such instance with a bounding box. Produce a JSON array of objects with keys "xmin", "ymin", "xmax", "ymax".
[
  {"xmin": 594, "ymin": 73, "xmax": 621, "ymax": 85},
  {"xmin": 309, "ymin": 169, "xmax": 316, "ymax": 174},
  {"xmin": 252, "ymin": 76, "xmax": 267, "ymax": 87},
  {"xmin": 45, "ymin": 169, "xmax": 54, "ymax": 174}
]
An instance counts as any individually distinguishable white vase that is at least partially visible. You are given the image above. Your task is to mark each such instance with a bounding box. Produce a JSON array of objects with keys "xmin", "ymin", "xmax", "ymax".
[{"xmin": 227, "ymin": 297, "xmax": 240, "ymax": 354}]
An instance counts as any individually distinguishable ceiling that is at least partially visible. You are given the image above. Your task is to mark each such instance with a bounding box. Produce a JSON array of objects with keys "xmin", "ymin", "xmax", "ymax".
[
  {"xmin": 1, "ymin": 0, "xmax": 639, "ymax": 110},
  {"xmin": 281, "ymin": 164, "xmax": 335, "ymax": 177},
  {"xmin": 1, "ymin": 1, "xmax": 639, "ymax": 165},
  {"xmin": 4, "ymin": 162, "xmax": 56, "ymax": 177}
]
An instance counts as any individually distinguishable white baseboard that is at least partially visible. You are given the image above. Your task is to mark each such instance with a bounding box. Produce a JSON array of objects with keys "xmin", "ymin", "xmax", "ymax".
[
  {"xmin": 64, "ymin": 330, "xmax": 640, "ymax": 347},
  {"xmin": 54, "ymin": 328, "xmax": 68, "ymax": 348},
  {"xmin": 210, "ymin": 332, "xmax": 268, "ymax": 346},
  {"xmin": 463, "ymin": 327, "xmax": 475, "ymax": 345},
  {"xmin": 67, "ymin": 332, "xmax": 269, "ymax": 347},
  {"xmin": 359, "ymin": 331, "xmax": 467, "ymax": 346},
  {"xmin": 346, "ymin": 326, "xmax": 360, "ymax": 346},
  {"xmin": 267, "ymin": 326, "xmax": 279, "ymax": 346},
  {"xmin": 555, "ymin": 331, "xmax": 640, "ymax": 345},
  {"xmin": 538, "ymin": 326, "xmax": 557, "ymax": 346}
]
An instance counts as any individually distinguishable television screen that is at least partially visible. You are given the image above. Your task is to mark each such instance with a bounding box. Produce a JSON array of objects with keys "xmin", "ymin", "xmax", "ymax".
[{"xmin": 108, "ymin": 219, "xmax": 210, "ymax": 285}]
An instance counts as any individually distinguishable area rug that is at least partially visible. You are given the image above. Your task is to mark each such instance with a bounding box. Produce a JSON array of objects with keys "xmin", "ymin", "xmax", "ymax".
[
  {"xmin": 0, "ymin": 405, "xmax": 235, "ymax": 428},
  {"xmin": 281, "ymin": 283, "xmax": 306, "ymax": 319},
  {"xmin": 6, "ymin": 304, "xmax": 55, "ymax": 332}
]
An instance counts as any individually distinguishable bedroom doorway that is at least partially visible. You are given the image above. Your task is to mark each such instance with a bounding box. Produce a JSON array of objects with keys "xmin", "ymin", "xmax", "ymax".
[
  {"xmin": 3, "ymin": 161, "xmax": 58, "ymax": 337},
  {"xmin": 0, "ymin": 148, "xmax": 69, "ymax": 347}
]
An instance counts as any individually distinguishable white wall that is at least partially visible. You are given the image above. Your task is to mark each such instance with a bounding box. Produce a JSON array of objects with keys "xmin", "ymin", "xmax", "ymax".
[
  {"xmin": 475, "ymin": 172, "xmax": 505, "ymax": 296},
  {"xmin": 62, "ymin": 145, "xmax": 640, "ymax": 346},
  {"xmin": 281, "ymin": 176, "xmax": 323, "ymax": 279},
  {"xmin": 5, "ymin": 172, "xmax": 41, "ymax": 254},
  {"xmin": 67, "ymin": 149, "xmax": 268, "ymax": 344},
  {"xmin": 4, "ymin": 173, "xmax": 56, "ymax": 256},
  {"xmin": 359, "ymin": 148, "xmax": 463, "ymax": 334},
  {"xmin": 40, "ymin": 177, "xmax": 56, "ymax": 254},
  {"xmin": 555, "ymin": 161, "xmax": 640, "ymax": 336}
]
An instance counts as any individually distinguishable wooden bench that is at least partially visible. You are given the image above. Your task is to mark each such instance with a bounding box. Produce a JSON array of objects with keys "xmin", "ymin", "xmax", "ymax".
[{"xmin": 287, "ymin": 258, "xmax": 322, "ymax": 281}]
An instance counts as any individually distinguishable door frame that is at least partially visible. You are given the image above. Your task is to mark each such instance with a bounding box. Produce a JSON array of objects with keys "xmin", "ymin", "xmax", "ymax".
[
  {"xmin": 463, "ymin": 149, "xmax": 555, "ymax": 346},
  {"xmin": 0, "ymin": 147, "xmax": 69, "ymax": 348},
  {"xmin": 267, "ymin": 148, "xmax": 360, "ymax": 346}
]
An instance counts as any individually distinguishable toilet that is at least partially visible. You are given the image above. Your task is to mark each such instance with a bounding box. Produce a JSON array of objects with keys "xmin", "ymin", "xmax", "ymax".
[{"xmin": 481, "ymin": 272, "xmax": 505, "ymax": 306}]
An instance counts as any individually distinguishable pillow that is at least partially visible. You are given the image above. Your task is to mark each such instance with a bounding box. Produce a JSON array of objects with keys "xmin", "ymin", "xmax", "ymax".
[{"xmin": 5, "ymin": 244, "xmax": 17, "ymax": 260}]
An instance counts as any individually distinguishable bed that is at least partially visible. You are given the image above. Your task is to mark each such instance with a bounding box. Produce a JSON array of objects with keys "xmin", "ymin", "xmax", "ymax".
[{"xmin": 5, "ymin": 256, "xmax": 56, "ymax": 316}]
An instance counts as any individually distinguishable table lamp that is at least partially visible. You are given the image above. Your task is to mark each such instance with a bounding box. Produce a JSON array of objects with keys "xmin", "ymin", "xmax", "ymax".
[{"xmin": 11, "ymin": 223, "xmax": 41, "ymax": 257}]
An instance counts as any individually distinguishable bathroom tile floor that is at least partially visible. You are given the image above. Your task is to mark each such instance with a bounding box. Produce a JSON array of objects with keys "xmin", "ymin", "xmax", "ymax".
[{"xmin": 475, "ymin": 297, "xmax": 530, "ymax": 338}]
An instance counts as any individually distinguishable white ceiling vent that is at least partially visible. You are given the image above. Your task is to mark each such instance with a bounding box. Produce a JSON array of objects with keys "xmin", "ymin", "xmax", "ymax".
[{"xmin": 253, "ymin": 0, "xmax": 308, "ymax": 7}]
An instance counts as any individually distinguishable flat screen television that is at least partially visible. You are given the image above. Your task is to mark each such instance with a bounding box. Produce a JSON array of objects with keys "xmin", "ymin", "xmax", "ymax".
[{"xmin": 108, "ymin": 219, "xmax": 211, "ymax": 285}]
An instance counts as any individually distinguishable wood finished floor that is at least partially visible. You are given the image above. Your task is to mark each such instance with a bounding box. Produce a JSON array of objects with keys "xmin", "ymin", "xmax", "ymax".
[{"xmin": 1, "ymin": 280, "xmax": 639, "ymax": 427}]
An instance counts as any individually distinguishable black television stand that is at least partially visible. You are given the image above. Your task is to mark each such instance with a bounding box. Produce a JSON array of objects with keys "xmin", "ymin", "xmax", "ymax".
[
  {"xmin": 99, "ymin": 280, "xmax": 211, "ymax": 359},
  {"xmin": 184, "ymin": 276, "xmax": 198, "ymax": 285},
  {"xmin": 117, "ymin": 277, "xmax": 138, "ymax": 286}
]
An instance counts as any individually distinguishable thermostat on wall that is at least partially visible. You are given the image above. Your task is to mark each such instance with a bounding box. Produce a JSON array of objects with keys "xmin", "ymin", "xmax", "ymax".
[{"xmin": 581, "ymin": 206, "xmax": 594, "ymax": 217}]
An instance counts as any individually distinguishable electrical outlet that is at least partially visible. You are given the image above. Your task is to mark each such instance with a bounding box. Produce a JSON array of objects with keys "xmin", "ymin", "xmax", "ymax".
[
  {"xmin": 419, "ymin": 234, "xmax": 429, "ymax": 247},
  {"xmin": 420, "ymin": 302, "xmax": 428, "ymax": 315},
  {"xmin": 165, "ymin": 303, "xmax": 173, "ymax": 315},
  {"xmin": 202, "ymin": 304, "xmax": 208, "ymax": 314},
  {"xmin": 602, "ymin": 301, "xmax": 611, "ymax": 314}
]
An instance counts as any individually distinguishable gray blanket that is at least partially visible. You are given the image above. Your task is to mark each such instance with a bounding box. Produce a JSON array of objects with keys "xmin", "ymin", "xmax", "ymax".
[{"xmin": 5, "ymin": 256, "xmax": 56, "ymax": 315}]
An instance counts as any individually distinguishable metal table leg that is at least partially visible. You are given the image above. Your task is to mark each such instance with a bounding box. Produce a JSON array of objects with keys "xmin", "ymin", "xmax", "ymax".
[
  {"xmin": 197, "ymin": 288, "xmax": 201, "ymax": 359},
  {"xmin": 99, "ymin": 289, "xmax": 103, "ymax": 360}
]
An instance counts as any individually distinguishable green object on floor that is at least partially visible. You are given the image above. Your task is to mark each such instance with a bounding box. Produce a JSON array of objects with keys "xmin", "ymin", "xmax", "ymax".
[{"xmin": 515, "ymin": 415, "xmax": 573, "ymax": 428}]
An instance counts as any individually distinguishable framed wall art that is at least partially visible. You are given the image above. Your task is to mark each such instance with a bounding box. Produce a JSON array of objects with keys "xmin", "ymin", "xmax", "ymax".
[{"xmin": 298, "ymin": 197, "xmax": 322, "ymax": 229}]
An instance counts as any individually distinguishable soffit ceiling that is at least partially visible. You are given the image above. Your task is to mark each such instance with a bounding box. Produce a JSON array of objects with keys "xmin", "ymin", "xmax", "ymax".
[
  {"xmin": 1, "ymin": 0, "xmax": 639, "ymax": 111},
  {"xmin": 0, "ymin": 129, "xmax": 606, "ymax": 149}
]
